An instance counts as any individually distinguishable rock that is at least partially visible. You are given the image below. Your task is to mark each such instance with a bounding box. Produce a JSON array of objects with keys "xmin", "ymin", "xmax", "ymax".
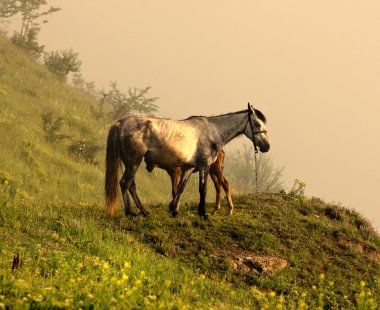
[{"xmin": 225, "ymin": 254, "xmax": 287, "ymax": 276}]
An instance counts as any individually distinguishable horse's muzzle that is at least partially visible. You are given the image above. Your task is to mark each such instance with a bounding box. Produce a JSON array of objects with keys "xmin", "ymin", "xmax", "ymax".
[{"xmin": 259, "ymin": 144, "xmax": 270, "ymax": 153}]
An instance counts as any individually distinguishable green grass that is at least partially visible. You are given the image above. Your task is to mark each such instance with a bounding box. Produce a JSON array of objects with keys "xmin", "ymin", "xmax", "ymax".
[
  {"xmin": 1, "ymin": 187, "xmax": 379, "ymax": 309},
  {"xmin": 0, "ymin": 32, "xmax": 379, "ymax": 309}
]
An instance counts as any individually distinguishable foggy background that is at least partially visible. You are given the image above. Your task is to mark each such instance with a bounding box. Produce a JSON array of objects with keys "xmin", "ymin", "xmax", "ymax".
[{"xmin": 28, "ymin": 1, "xmax": 380, "ymax": 228}]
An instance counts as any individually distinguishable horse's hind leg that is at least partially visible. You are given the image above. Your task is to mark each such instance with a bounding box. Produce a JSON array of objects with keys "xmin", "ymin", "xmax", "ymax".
[
  {"xmin": 120, "ymin": 161, "xmax": 143, "ymax": 217},
  {"xmin": 120, "ymin": 169, "xmax": 137, "ymax": 217},
  {"xmin": 169, "ymin": 167, "xmax": 194, "ymax": 216},
  {"xmin": 129, "ymin": 180, "xmax": 150, "ymax": 217}
]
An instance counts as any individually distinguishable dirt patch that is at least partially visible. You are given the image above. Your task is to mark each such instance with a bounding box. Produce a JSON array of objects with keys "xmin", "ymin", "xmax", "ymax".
[{"xmin": 212, "ymin": 246, "xmax": 288, "ymax": 277}]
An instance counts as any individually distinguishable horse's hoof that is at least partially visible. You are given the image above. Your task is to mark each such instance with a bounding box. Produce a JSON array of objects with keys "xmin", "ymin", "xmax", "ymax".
[
  {"xmin": 203, "ymin": 214, "xmax": 209, "ymax": 220},
  {"xmin": 125, "ymin": 211, "xmax": 138, "ymax": 217},
  {"xmin": 140, "ymin": 211, "xmax": 151, "ymax": 217},
  {"xmin": 171, "ymin": 210, "xmax": 178, "ymax": 217}
]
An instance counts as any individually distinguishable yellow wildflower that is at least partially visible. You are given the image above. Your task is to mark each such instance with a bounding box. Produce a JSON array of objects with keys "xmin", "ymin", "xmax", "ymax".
[
  {"xmin": 269, "ymin": 291, "xmax": 276, "ymax": 298},
  {"xmin": 102, "ymin": 262, "xmax": 109, "ymax": 270},
  {"xmin": 360, "ymin": 280, "xmax": 366, "ymax": 288},
  {"xmin": 124, "ymin": 261, "xmax": 131, "ymax": 269},
  {"xmin": 199, "ymin": 274, "xmax": 206, "ymax": 280},
  {"xmin": 135, "ymin": 279, "xmax": 142, "ymax": 286},
  {"xmin": 122, "ymin": 274, "xmax": 129, "ymax": 281},
  {"xmin": 164, "ymin": 279, "xmax": 172, "ymax": 288},
  {"xmin": 319, "ymin": 273, "xmax": 325, "ymax": 280}
]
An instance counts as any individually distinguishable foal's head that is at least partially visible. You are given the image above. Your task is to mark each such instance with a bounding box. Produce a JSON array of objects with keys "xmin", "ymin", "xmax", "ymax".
[{"xmin": 244, "ymin": 104, "xmax": 270, "ymax": 153}]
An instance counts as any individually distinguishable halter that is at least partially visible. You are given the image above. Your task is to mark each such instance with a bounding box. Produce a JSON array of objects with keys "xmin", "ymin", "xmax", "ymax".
[{"xmin": 242, "ymin": 109, "xmax": 267, "ymax": 154}]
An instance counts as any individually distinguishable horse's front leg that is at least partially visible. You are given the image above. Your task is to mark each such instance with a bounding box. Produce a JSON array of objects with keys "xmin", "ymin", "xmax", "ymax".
[
  {"xmin": 169, "ymin": 167, "xmax": 194, "ymax": 216},
  {"xmin": 198, "ymin": 168, "xmax": 209, "ymax": 220}
]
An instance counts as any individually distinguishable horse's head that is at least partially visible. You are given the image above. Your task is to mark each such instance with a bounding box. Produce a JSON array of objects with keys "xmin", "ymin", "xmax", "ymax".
[{"xmin": 244, "ymin": 103, "xmax": 270, "ymax": 153}]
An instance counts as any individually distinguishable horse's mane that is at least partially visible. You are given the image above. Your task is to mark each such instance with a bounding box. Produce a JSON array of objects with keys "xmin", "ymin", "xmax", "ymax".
[{"xmin": 186, "ymin": 108, "xmax": 267, "ymax": 123}]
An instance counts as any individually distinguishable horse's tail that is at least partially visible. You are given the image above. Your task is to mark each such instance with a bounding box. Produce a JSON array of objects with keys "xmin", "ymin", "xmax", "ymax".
[{"xmin": 105, "ymin": 124, "xmax": 121, "ymax": 217}]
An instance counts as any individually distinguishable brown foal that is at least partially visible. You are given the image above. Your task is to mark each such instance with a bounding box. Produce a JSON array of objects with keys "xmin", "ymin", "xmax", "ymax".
[{"xmin": 147, "ymin": 150, "xmax": 234, "ymax": 215}]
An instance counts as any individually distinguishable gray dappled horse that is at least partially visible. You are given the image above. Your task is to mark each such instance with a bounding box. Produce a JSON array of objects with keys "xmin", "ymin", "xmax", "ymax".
[{"xmin": 104, "ymin": 103, "xmax": 270, "ymax": 219}]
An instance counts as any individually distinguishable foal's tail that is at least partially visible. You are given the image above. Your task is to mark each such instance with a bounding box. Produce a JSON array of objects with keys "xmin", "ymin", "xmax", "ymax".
[{"xmin": 105, "ymin": 124, "xmax": 121, "ymax": 217}]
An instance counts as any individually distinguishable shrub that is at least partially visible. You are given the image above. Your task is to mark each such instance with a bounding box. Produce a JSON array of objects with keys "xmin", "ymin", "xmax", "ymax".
[
  {"xmin": 44, "ymin": 49, "xmax": 81, "ymax": 81},
  {"xmin": 67, "ymin": 138, "xmax": 102, "ymax": 164},
  {"xmin": 41, "ymin": 110, "xmax": 70, "ymax": 143}
]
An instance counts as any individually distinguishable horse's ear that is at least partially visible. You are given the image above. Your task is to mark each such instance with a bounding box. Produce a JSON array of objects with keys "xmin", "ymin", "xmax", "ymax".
[{"xmin": 248, "ymin": 102, "xmax": 256, "ymax": 116}]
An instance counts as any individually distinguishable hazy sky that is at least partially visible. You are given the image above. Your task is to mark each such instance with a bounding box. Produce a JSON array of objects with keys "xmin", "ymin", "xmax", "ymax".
[{"xmin": 16, "ymin": 1, "xmax": 380, "ymax": 227}]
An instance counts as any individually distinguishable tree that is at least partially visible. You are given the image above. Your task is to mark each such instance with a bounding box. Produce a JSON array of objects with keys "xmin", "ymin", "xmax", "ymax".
[
  {"xmin": 224, "ymin": 144, "xmax": 285, "ymax": 193},
  {"xmin": 0, "ymin": 0, "xmax": 60, "ymax": 57},
  {"xmin": 101, "ymin": 81, "xmax": 159, "ymax": 120},
  {"xmin": 44, "ymin": 49, "xmax": 81, "ymax": 81},
  {"xmin": 72, "ymin": 72, "xmax": 96, "ymax": 96}
]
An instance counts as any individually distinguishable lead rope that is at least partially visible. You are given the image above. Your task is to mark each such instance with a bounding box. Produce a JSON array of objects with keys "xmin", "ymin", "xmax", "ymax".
[
  {"xmin": 247, "ymin": 114, "xmax": 260, "ymax": 208},
  {"xmin": 254, "ymin": 148, "xmax": 259, "ymax": 194},
  {"xmin": 253, "ymin": 146, "xmax": 260, "ymax": 207}
]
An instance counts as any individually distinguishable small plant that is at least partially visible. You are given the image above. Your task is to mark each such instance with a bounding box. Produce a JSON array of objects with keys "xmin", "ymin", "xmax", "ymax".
[
  {"xmin": 41, "ymin": 110, "xmax": 70, "ymax": 143},
  {"xmin": 90, "ymin": 96, "xmax": 106, "ymax": 121},
  {"xmin": 0, "ymin": 171, "xmax": 18, "ymax": 198},
  {"xmin": 67, "ymin": 138, "xmax": 102, "ymax": 164},
  {"xmin": 288, "ymin": 179, "xmax": 306, "ymax": 197},
  {"xmin": 324, "ymin": 205, "xmax": 344, "ymax": 221}
]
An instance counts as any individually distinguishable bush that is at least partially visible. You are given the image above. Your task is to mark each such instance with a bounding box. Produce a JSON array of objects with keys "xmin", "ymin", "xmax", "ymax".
[
  {"xmin": 44, "ymin": 49, "xmax": 81, "ymax": 81},
  {"xmin": 41, "ymin": 110, "xmax": 70, "ymax": 143},
  {"xmin": 67, "ymin": 138, "xmax": 102, "ymax": 164}
]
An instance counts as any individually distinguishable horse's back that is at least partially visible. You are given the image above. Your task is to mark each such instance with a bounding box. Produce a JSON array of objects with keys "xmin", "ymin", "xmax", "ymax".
[{"xmin": 118, "ymin": 116, "xmax": 201, "ymax": 167}]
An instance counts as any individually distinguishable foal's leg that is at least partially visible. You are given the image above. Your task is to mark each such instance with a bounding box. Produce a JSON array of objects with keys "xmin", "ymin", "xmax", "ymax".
[
  {"xmin": 129, "ymin": 179, "xmax": 150, "ymax": 217},
  {"xmin": 166, "ymin": 168, "xmax": 181, "ymax": 199},
  {"xmin": 220, "ymin": 175, "xmax": 234, "ymax": 215},
  {"xmin": 210, "ymin": 172, "xmax": 222, "ymax": 215},
  {"xmin": 169, "ymin": 167, "xmax": 194, "ymax": 216},
  {"xmin": 198, "ymin": 168, "xmax": 209, "ymax": 219}
]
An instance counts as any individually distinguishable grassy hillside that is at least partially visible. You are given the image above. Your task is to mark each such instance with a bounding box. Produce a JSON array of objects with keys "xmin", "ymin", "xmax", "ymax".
[
  {"xmin": 0, "ymin": 32, "xmax": 204, "ymax": 205},
  {"xmin": 0, "ymin": 33, "xmax": 379, "ymax": 309},
  {"xmin": 1, "ymin": 186, "xmax": 379, "ymax": 309}
]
